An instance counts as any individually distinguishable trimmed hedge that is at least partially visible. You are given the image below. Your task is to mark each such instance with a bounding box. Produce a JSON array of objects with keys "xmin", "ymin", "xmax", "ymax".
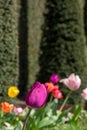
[
  {"xmin": 28, "ymin": 0, "xmax": 46, "ymax": 86},
  {"xmin": 84, "ymin": 0, "xmax": 87, "ymax": 41},
  {"xmin": 37, "ymin": 0, "xmax": 87, "ymax": 103},
  {"xmin": 0, "ymin": 0, "xmax": 18, "ymax": 88}
]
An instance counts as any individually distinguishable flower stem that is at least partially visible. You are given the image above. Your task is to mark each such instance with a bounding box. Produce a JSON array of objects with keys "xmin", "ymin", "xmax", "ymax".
[
  {"xmin": 22, "ymin": 108, "xmax": 31, "ymax": 130},
  {"xmin": 49, "ymin": 95, "xmax": 53, "ymax": 103},
  {"xmin": 59, "ymin": 91, "xmax": 72, "ymax": 112}
]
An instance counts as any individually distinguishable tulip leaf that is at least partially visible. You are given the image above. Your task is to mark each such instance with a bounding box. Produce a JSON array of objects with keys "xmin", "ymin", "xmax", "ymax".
[
  {"xmin": 70, "ymin": 105, "xmax": 82, "ymax": 123},
  {"xmin": 14, "ymin": 121, "xmax": 23, "ymax": 130},
  {"xmin": 1, "ymin": 126, "xmax": 15, "ymax": 130},
  {"xmin": 38, "ymin": 116, "xmax": 57, "ymax": 128}
]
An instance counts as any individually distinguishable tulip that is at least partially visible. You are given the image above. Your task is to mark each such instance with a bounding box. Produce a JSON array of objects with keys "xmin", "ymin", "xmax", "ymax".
[
  {"xmin": 25, "ymin": 82, "xmax": 47, "ymax": 108},
  {"xmin": 8, "ymin": 86, "xmax": 20, "ymax": 98},
  {"xmin": 49, "ymin": 74, "xmax": 59, "ymax": 84},
  {"xmin": 81, "ymin": 88, "xmax": 87, "ymax": 100},
  {"xmin": 45, "ymin": 82, "xmax": 55, "ymax": 93},
  {"xmin": 52, "ymin": 85, "xmax": 59, "ymax": 91},
  {"xmin": 14, "ymin": 107, "xmax": 23, "ymax": 114},
  {"xmin": 52, "ymin": 89, "xmax": 63, "ymax": 99},
  {"xmin": 1, "ymin": 102, "xmax": 14, "ymax": 113},
  {"xmin": 60, "ymin": 73, "xmax": 81, "ymax": 91},
  {"xmin": 45, "ymin": 82, "xmax": 59, "ymax": 93}
]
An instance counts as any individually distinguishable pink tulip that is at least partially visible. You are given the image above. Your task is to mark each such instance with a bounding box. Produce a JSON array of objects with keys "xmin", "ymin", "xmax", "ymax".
[
  {"xmin": 14, "ymin": 107, "xmax": 23, "ymax": 114},
  {"xmin": 81, "ymin": 88, "xmax": 87, "ymax": 100},
  {"xmin": 60, "ymin": 73, "xmax": 81, "ymax": 91},
  {"xmin": 25, "ymin": 82, "xmax": 47, "ymax": 108}
]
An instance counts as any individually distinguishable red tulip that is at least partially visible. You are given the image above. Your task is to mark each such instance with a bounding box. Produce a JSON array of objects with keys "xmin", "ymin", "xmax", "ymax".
[{"xmin": 52, "ymin": 89, "xmax": 63, "ymax": 99}]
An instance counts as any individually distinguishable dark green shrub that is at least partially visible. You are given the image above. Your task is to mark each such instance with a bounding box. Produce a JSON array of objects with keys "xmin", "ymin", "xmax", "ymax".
[{"xmin": 37, "ymin": 0, "xmax": 87, "ymax": 103}]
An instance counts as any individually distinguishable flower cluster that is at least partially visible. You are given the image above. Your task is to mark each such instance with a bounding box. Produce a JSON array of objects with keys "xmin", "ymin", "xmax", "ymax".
[
  {"xmin": 23, "ymin": 73, "xmax": 87, "ymax": 130},
  {"xmin": 0, "ymin": 86, "xmax": 25, "ymax": 129},
  {"xmin": 0, "ymin": 86, "xmax": 20, "ymax": 113},
  {"xmin": 1, "ymin": 73, "xmax": 87, "ymax": 130},
  {"xmin": 1, "ymin": 101, "xmax": 23, "ymax": 114},
  {"xmin": 45, "ymin": 74, "xmax": 63, "ymax": 99},
  {"xmin": 25, "ymin": 73, "xmax": 85, "ymax": 109}
]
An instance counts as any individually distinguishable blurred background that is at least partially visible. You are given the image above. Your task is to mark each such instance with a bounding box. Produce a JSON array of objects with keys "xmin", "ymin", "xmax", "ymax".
[{"xmin": 0, "ymin": 0, "xmax": 87, "ymax": 104}]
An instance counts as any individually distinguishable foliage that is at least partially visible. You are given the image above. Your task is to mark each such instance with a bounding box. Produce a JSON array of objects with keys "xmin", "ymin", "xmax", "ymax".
[
  {"xmin": 37, "ymin": 0, "xmax": 87, "ymax": 103},
  {"xmin": 28, "ymin": 0, "xmax": 45, "ymax": 86},
  {"xmin": 0, "ymin": 109, "xmax": 23, "ymax": 130},
  {"xmin": 84, "ymin": 0, "xmax": 87, "ymax": 42},
  {"xmin": 24, "ymin": 101, "xmax": 87, "ymax": 130},
  {"xmin": 0, "ymin": 0, "xmax": 18, "ymax": 90}
]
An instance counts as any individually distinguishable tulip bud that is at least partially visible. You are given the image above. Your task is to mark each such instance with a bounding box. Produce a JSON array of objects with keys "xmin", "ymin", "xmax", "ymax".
[
  {"xmin": 49, "ymin": 74, "xmax": 59, "ymax": 84},
  {"xmin": 25, "ymin": 82, "xmax": 47, "ymax": 108},
  {"xmin": 8, "ymin": 86, "xmax": 20, "ymax": 98}
]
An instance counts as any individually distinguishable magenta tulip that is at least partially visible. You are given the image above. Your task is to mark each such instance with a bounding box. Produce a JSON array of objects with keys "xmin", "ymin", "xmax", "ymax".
[
  {"xmin": 81, "ymin": 88, "xmax": 87, "ymax": 100},
  {"xmin": 25, "ymin": 82, "xmax": 47, "ymax": 108},
  {"xmin": 49, "ymin": 74, "xmax": 59, "ymax": 84},
  {"xmin": 60, "ymin": 73, "xmax": 81, "ymax": 91}
]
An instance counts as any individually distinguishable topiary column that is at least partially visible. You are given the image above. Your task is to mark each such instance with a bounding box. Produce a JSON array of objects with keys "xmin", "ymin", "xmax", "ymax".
[
  {"xmin": 37, "ymin": 0, "xmax": 87, "ymax": 103},
  {"xmin": 84, "ymin": 0, "xmax": 87, "ymax": 43},
  {"xmin": 0, "ymin": 0, "xmax": 19, "ymax": 87}
]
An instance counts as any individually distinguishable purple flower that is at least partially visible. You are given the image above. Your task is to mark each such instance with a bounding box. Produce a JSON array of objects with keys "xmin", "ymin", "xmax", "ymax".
[
  {"xmin": 25, "ymin": 82, "xmax": 47, "ymax": 108},
  {"xmin": 49, "ymin": 74, "xmax": 59, "ymax": 84}
]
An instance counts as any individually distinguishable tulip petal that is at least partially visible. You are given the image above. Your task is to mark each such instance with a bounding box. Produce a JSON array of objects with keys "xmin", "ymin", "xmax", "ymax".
[{"xmin": 81, "ymin": 88, "xmax": 87, "ymax": 100}]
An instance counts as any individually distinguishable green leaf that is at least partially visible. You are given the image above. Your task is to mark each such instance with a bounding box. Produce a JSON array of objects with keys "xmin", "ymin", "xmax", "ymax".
[
  {"xmin": 14, "ymin": 121, "xmax": 23, "ymax": 130},
  {"xmin": 38, "ymin": 116, "xmax": 57, "ymax": 128},
  {"xmin": 70, "ymin": 105, "xmax": 82, "ymax": 123},
  {"xmin": 1, "ymin": 126, "xmax": 15, "ymax": 130}
]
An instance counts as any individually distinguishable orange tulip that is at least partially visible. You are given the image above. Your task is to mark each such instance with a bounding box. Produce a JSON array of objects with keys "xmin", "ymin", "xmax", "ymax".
[
  {"xmin": 45, "ymin": 82, "xmax": 59, "ymax": 93},
  {"xmin": 45, "ymin": 82, "xmax": 55, "ymax": 93},
  {"xmin": 1, "ymin": 102, "xmax": 14, "ymax": 113}
]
